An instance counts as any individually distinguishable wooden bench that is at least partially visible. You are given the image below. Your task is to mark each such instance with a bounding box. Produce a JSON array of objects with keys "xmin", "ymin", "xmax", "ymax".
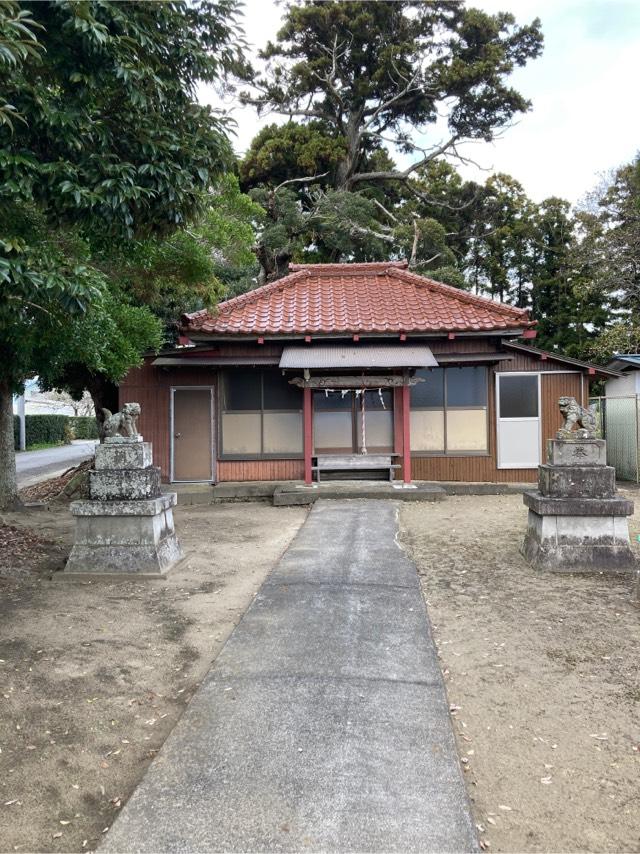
[{"xmin": 312, "ymin": 454, "xmax": 400, "ymax": 482}]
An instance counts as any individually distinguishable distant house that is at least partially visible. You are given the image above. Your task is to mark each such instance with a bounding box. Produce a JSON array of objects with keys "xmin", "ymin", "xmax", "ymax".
[
  {"xmin": 606, "ymin": 354, "xmax": 640, "ymax": 396},
  {"xmin": 119, "ymin": 262, "xmax": 617, "ymax": 484},
  {"xmin": 601, "ymin": 354, "xmax": 640, "ymax": 483}
]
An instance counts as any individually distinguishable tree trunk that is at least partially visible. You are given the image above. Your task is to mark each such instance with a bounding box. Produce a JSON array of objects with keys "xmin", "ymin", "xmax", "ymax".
[
  {"xmin": 0, "ymin": 380, "xmax": 21, "ymax": 511},
  {"xmin": 86, "ymin": 374, "xmax": 119, "ymax": 443},
  {"xmin": 253, "ymin": 242, "xmax": 292, "ymax": 283}
]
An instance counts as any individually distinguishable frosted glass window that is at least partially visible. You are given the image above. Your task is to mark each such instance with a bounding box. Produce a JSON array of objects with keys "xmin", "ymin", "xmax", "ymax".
[
  {"xmin": 356, "ymin": 410, "xmax": 393, "ymax": 451},
  {"xmin": 410, "ymin": 410, "xmax": 445, "ymax": 452},
  {"xmin": 221, "ymin": 369, "xmax": 302, "ymax": 456},
  {"xmin": 221, "ymin": 413, "xmax": 261, "ymax": 454},
  {"xmin": 263, "ymin": 412, "xmax": 303, "ymax": 454},
  {"xmin": 446, "ymin": 409, "xmax": 488, "ymax": 452},
  {"xmin": 314, "ymin": 411, "xmax": 353, "ymax": 451}
]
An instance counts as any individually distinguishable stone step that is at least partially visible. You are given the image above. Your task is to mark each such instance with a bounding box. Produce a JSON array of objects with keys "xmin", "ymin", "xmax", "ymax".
[{"xmin": 273, "ymin": 481, "xmax": 447, "ymax": 506}]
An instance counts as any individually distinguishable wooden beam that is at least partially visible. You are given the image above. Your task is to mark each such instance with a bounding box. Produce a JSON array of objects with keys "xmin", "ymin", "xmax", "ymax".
[
  {"xmin": 303, "ymin": 386, "xmax": 312, "ymax": 485},
  {"xmin": 402, "ymin": 384, "xmax": 411, "ymax": 484},
  {"xmin": 289, "ymin": 375, "xmax": 424, "ymax": 389}
]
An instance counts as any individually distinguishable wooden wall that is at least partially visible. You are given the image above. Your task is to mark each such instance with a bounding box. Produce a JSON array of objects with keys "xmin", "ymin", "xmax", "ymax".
[
  {"xmin": 119, "ymin": 361, "xmax": 218, "ymax": 481},
  {"xmin": 410, "ymin": 359, "xmax": 584, "ymax": 483},
  {"xmin": 120, "ymin": 342, "xmax": 588, "ymax": 484},
  {"xmin": 217, "ymin": 460, "xmax": 305, "ymax": 481}
]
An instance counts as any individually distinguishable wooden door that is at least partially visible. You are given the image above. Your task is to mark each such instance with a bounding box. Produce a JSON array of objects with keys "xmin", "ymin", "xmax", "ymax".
[{"xmin": 172, "ymin": 388, "xmax": 213, "ymax": 481}]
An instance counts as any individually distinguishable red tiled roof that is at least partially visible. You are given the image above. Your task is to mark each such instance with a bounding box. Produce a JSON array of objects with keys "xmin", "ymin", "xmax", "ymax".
[{"xmin": 182, "ymin": 262, "xmax": 532, "ymax": 336}]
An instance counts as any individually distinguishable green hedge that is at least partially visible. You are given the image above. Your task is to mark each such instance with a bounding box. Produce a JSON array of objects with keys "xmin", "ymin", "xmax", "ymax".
[
  {"xmin": 71, "ymin": 416, "xmax": 100, "ymax": 440},
  {"xmin": 13, "ymin": 414, "xmax": 99, "ymax": 449}
]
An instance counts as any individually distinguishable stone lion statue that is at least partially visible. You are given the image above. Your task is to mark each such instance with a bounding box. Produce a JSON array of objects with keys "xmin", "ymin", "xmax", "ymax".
[
  {"xmin": 557, "ymin": 396, "xmax": 597, "ymax": 439},
  {"xmin": 100, "ymin": 402, "xmax": 141, "ymax": 441}
]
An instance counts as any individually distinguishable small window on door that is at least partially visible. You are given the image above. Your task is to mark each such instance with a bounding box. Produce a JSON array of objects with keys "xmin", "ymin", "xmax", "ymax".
[
  {"xmin": 499, "ymin": 375, "xmax": 539, "ymax": 418},
  {"xmin": 497, "ymin": 374, "xmax": 540, "ymax": 469}
]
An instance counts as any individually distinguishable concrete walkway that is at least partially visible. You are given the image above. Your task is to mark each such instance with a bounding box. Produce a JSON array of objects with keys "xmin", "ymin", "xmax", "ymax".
[{"xmin": 103, "ymin": 500, "xmax": 477, "ymax": 853}]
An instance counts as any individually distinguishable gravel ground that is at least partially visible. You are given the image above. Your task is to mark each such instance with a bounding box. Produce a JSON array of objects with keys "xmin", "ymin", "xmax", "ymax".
[
  {"xmin": 0, "ymin": 502, "xmax": 306, "ymax": 853},
  {"xmin": 401, "ymin": 490, "xmax": 640, "ymax": 854}
]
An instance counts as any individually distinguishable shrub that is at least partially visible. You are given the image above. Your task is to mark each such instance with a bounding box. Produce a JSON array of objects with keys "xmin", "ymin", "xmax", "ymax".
[
  {"xmin": 13, "ymin": 414, "xmax": 71, "ymax": 449},
  {"xmin": 13, "ymin": 414, "xmax": 99, "ymax": 449},
  {"xmin": 25, "ymin": 415, "xmax": 70, "ymax": 447},
  {"xmin": 71, "ymin": 416, "xmax": 100, "ymax": 440}
]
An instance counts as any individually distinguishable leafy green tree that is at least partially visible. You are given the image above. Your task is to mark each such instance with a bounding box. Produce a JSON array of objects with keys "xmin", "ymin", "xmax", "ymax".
[
  {"xmin": 575, "ymin": 156, "xmax": 640, "ymax": 362},
  {"xmin": 530, "ymin": 198, "xmax": 607, "ymax": 357},
  {"xmin": 239, "ymin": 1, "xmax": 542, "ymax": 279},
  {"xmin": 244, "ymin": 1, "xmax": 542, "ymax": 191},
  {"xmin": 0, "ymin": 0, "xmax": 242, "ymax": 508}
]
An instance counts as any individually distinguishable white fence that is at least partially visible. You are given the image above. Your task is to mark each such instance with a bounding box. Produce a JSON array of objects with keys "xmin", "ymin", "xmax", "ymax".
[{"xmin": 590, "ymin": 395, "xmax": 640, "ymax": 483}]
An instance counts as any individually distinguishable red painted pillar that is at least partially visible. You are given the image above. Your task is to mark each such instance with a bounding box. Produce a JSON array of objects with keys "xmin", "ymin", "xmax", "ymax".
[
  {"xmin": 303, "ymin": 386, "xmax": 313, "ymax": 485},
  {"xmin": 402, "ymin": 383, "xmax": 411, "ymax": 484}
]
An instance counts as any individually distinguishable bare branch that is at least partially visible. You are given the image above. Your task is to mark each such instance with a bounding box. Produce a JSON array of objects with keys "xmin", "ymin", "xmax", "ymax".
[
  {"xmin": 372, "ymin": 198, "xmax": 399, "ymax": 224},
  {"xmin": 410, "ymin": 252, "xmax": 441, "ymax": 270},
  {"xmin": 348, "ymin": 135, "xmax": 459, "ymax": 186},
  {"xmin": 273, "ymin": 172, "xmax": 330, "ymax": 194},
  {"xmin": 407, "ymin": 182, "xmax": 480, "ymax": 212}
]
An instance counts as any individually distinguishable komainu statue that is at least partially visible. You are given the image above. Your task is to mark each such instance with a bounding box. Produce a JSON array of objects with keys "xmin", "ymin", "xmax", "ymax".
[
  {"xmin": 100, "ymin": 402, "xmax": 141, "ymax": 441},
  {"xmin": 557, "ymin": 396, "xmax": 597, "ymax": 440}
]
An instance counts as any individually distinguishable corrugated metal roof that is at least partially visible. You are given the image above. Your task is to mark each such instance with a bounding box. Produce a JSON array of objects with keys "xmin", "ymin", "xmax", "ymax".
[{"xmin": 279, "ymin": 344, "xmax": 438, "ymax": 369}]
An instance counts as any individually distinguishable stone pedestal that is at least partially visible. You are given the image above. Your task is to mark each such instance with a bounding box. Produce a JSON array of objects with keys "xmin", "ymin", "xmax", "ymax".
[
  {"xmin": 64, "ymin": 437, "xmax": 183, "ymax": 576},
  {"xmin": 521, "ymin": 438, "xmax": 636, "ymax": 573}
]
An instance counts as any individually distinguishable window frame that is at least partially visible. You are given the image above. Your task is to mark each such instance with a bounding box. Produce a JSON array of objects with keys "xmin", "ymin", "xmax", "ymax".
[
  {"xmin": 219, "ymin": 368, "xmax": 304, "ymax": 460},
  {"xmin": 410, "ymin": 365, "xmax": 490, "ymax": 457}
]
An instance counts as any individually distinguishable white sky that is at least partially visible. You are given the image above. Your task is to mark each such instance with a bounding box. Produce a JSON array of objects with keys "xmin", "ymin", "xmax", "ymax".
[{"xmin": 199, "ymin": 0, "xmax": 640, "ymax": 204}]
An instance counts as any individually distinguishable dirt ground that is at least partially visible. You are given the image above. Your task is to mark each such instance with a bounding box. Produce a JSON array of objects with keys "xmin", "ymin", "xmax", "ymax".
[
  {"xmin": 0, "ymin": 501, "xmax": 306, "ymax": 853},
  {"xmin": 401, "ymin": 491, "xmax": 640, "ymax": 854}
]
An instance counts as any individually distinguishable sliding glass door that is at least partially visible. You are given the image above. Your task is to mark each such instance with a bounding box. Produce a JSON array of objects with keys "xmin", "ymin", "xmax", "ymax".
[{"xmin": 313, "ymin": 389, "xmax": 394, "ymax": 454}]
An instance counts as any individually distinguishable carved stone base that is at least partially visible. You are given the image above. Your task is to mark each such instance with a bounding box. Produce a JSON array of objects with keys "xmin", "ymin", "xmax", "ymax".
[
  {"xmin": 521, "ymin": 504, "xmax": 637, "ymax": 573},
  {"xmin": 88, "ymin": 467, "xmax": 161, "ymax": 501},
  {"xmin": 64, "ymin": 494, "xmax": 183, "ymax": 575}
]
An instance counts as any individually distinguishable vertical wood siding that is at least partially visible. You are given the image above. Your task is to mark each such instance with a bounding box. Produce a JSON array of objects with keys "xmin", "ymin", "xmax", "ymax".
[
  {"xmin": 217, "ymin": 460, "xmax": 305, "ymax": 481},
  {"xmin": 119, "ymin": 362, "xmax": 218, "ymax": 481},
  {"xmin": 541, "ymin": 372, "xmax": 583, "ymax": 444}
]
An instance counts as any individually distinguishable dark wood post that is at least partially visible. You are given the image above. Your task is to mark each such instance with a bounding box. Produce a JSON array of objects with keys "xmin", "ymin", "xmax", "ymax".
[
  {"xmin": 402, "ymin": 383, "xmax": 411, "ymax": 484},
  {"xmin": 303, "ymin": 386, "xmax": 313, "ymax": 485}
]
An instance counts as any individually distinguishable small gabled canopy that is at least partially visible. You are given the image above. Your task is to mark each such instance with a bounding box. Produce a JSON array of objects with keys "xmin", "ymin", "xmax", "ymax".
[{"xmin": 279, "ymin": 344, "xmax": 438, "ymax": 369}]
